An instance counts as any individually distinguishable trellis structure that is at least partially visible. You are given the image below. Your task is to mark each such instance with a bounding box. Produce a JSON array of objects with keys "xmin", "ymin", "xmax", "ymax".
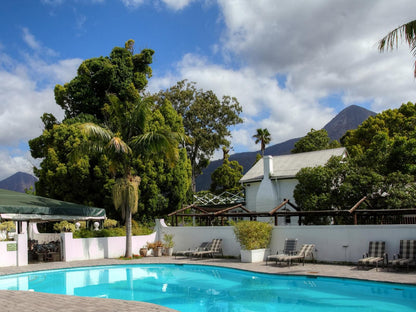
[{"xmin": 168, "ymin": 196, "xmax": 416, "ymax": 226}]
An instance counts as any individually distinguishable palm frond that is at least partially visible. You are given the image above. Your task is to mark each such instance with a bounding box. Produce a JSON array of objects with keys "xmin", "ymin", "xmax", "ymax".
[
  {"xmin": 379, "ymin": 20, "xmax": 416, "ymax": 56},
  {"xmin": 107, "ymin": 137, "xmax": 132, "ymax": 155},
  {"xmin": 80, "ymin": 123, "xmax": 114, "ymax": 142}
]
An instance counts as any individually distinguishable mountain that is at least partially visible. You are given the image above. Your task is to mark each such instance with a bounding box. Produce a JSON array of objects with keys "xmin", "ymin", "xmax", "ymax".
[
  {"xmin": 0, "ymin": 172, "xmax": 37, "ymax": 193},
  {"xmin": 195, "ymin": 105, "xmax": 376, "ymax": 191}
]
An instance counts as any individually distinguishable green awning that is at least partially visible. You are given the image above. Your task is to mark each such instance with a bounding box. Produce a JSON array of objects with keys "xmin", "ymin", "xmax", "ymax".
[{"xmin": 0, "ymin": 189, "xmax": 106, "ymax": 221}]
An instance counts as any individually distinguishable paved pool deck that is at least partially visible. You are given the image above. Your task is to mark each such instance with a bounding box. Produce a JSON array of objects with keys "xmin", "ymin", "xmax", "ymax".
[{"xmin": 0, "ymin": 257, "xmax": 415, "ymax": 311}]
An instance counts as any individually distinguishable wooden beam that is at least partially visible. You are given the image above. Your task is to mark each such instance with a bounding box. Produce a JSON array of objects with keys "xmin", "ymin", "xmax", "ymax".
[
  {"xmin": 269, "ymin": 199, "xmax": 289, "ymax": 215},
  {"xmin": 349, "ymin": 196, "xmax": 367, "ymax": 213}
]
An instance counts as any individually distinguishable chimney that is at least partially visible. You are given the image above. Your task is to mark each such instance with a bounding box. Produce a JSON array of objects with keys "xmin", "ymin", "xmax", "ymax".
[{"xmin": 255, "ymin": 156, "xmax": 278, "ymax": 212}]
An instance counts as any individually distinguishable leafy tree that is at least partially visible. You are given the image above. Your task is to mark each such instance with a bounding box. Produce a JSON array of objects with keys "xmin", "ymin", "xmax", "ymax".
[
  {"xmin": 29, "ymin": 114, "xmax": 114, "ymax": 209},
  {"xmin": 295, "ymin": 102, "xmax": 416, "ymax": 224},
  {"xmin": 379, "ymin": 19, "xmax": 416, "ymax": 77},
  {"xmin": 78, "ymin": 94, "xmax": 182, "ymax": 257},
  {"xmin": 153, "ymin": 80, "xmax": 243, "ymax": 191},
  {"xmin": 30, "ymin": 41, "xmax": 192, "ymax": 235},
  {"xmin": 55, "ymin": 41, "xmax": 154, "ymax": 120},
  {"xmin": 292, "ymin": 128, "xmax": 340, "ymax": 154},
  {"xmin": 252, "ymin": 128, "xmax": 271, "ymax": 156},
  {"xmin": 210, "ymin": 147, "xmax": 243, "ymax": 194}
]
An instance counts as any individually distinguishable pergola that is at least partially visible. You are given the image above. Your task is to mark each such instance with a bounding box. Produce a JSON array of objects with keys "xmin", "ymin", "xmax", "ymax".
[
  {"xmin": 168, "ymin": 197, "xmax": 416, "ymax": 226},
  {"xmin": 168, "ymin": 199, "xmax": 299, "ymax": 226}
]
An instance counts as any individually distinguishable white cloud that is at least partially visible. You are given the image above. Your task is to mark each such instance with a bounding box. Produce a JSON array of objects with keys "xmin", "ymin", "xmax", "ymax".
[
  {"xmin": 0, "ymin": 151, "xmax": 38, "ymax": 181},
  {"xmin": 161, "ymin": 0, "xmax": 195, "ymax": 11},
  {"xmin": 0, "ymin": 30, "xmax": 81, "ymax": 180},
  {"xmin": 151, "ymin": 53, "xmax": 334, "ymax": 153},
  {"xmin": 21, "ymin": 27, "xmax": 58, "ymax": 57},
  {"xmin": 217, "ymin": 0, "xmax": 416, "ymax": 113},
  {"xmin": 120, "ymin": 0, "xmax": 194, "ymax": 10}
]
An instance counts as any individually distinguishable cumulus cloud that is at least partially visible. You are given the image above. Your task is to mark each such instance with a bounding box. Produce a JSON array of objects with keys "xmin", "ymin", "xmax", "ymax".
[
  {"xmin": 120, "ymin": 0, "xmax": 194, "ymax": 10},
  {"xmin": 150, "ymin": 0, "xmax": 416, "ymax": 154},
  {"xmin": 150, "ymin": 53, "xmax": 334, "ymax": 153},
  {"xmin": 0, "ymin": 150, "xmax": 39, "ymax": 181},
  {"xmin": 0, "ymin": 30, "xmax": 81, "ymax": 179},
  {"xmin": 217, "ymin": 0, "xmax": 416, "ymax": 112}
]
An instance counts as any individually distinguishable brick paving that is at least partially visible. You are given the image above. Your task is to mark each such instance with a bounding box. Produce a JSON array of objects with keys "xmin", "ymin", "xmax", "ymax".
[{"xmin": 0, "ymin": 257, "xmax": 415, "ymax": 311}]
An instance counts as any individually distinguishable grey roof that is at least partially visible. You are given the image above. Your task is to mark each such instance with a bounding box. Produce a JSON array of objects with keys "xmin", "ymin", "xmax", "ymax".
[{"xmin": 240, "ymin": 147, "xmax": 347, "ymax": 183}]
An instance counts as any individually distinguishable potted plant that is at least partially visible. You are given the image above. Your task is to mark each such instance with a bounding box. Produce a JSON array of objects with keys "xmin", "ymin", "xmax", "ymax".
[
  {"xmin": 139, "ymin": 246, "xmax": 148, "ymax": 257},
  {"xmin": 163, "ymin": 234, "xmax": 175, "ymax": 256},
  {"xmin": 233, "ymin": 220, "xmax": 273, "ymax": 263},
  {"xmin": 147, "ymin": 241, "xmax": 164, "ymax": 257}
]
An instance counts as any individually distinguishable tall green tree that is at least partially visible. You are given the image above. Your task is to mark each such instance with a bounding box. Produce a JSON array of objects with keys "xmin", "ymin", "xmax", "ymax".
[
  {"xmin": 153, "ymin": 80, "xmax": 243, "ymax": 191},
  {"xmin": 30, "ymin": 41, "xmax": 192, "ymax": 226},
  {"xmin": 379, "ymin": 19, "xmax": 416, "ymax": 77},
  {"xmin": 292, "ymin": 128, "xmax": 340, "ymax": 154},
  {"xmin": 210, "ymin": 147, "xmax": 243, "ymax": 194},
  {"xmin": 78, "ymin": 95, "xmax": 182, "ymax": 257},
  {"xmin": 252, "ymin": 128, "xmax": 271, "ymax": 156}
]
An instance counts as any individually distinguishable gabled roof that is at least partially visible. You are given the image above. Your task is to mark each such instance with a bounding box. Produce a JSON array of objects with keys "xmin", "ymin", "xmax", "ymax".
[
  {"xmin": 0, "ymin": 189, "xmax": 106, "ymax": 221},
  {"xmin": 240, "ymin": 147, "xmax": 347, "ymax": 183}
]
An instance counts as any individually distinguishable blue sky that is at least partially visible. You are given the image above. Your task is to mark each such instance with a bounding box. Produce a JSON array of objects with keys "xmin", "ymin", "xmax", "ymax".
[{"xmin": 1, "ymin": 0, "xmax": 416, "ymax": 180}]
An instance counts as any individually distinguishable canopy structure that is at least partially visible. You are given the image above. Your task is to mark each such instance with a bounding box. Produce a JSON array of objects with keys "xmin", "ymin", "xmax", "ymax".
[{"xmin": 0, "ymin": 189, "xmax": 106, "ymax": 221}]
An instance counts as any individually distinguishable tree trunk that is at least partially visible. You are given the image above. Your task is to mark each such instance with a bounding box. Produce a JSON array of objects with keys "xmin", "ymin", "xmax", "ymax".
[{"xmin": 125, "ymin": 206, "xmax": 132, "ymax": 258}]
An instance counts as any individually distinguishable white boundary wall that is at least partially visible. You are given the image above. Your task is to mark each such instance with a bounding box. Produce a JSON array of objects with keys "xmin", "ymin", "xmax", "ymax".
[
  {"xmin": 61, "ymin": 232, "xmax": 156, "ymax": 261},
  {"xmin": 1, "ymin": 221, "xmax": 414, "ymax": 266},
  {"xmin": 164, "ymin": 223, "xmax": 416, "ymax": 263}
]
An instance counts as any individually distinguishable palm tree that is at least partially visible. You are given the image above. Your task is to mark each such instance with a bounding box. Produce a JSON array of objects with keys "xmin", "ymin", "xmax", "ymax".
[
  {"xmin": 379, "ymin": 20, "xmax": 416, "ymax": 77},
  {"xmin": 252, "ymin": 128, "xmax": 271, "ymax": 156},
  {"xmin": 79, "ymin": 97, "xmax": 181, "ymax": 258}
]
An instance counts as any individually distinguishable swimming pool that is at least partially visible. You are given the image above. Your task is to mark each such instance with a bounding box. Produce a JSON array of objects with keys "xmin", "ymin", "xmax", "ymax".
[{"xmin": 0, "ymin": 264, "xmax": 414, "ymax": 311}]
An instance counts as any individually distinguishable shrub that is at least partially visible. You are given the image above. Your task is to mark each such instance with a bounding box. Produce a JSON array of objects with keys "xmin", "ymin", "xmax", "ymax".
[
  {"xmin": 233, "ymin": 220, "xmax": 272, "ymax": 250},
  {"xmin": 53, "ymin": 221, "xmax": 76, "ymax": 233},
  {"xmin": 103, "ymin": 219, "xmax": 118, "ymax": 228},
  {"xmin": 163, "ymin": 234, "xmax": 175, "ymax": 248}
]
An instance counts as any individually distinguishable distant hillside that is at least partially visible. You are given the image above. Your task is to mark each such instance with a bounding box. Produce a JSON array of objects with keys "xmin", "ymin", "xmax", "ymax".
[
  {"xmin": 0, "ymin": 172, "xmax": 37, "ymax": 193},
  {"xmin": 196, "ymin": 105, "xmax": 376, "ymax": 191}
]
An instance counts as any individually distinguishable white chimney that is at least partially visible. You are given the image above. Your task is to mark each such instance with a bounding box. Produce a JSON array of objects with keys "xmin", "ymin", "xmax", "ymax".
[{"xmin": 255, "ymin": 156, "xmax": 278, "ymax": 212}]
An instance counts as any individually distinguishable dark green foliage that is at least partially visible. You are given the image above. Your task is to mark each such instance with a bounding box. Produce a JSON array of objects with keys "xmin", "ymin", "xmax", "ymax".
[
  {"xmin": 292, "ymin": 128, "xmax": 340, "ymax": 154},
  {"xmin": 153, "ymin": 80, "xmax": 243, "ymax": 191},
  {"xmin": 295, "ymin": 102, "xmax": 416, "ymax": 224},
  {"xmin": 30, "ymin": 41, "xmax": 192, "ymax": 224},
  {"xmin": 210, "ymin": 152, "xmax": 243, "ymax": 194}
]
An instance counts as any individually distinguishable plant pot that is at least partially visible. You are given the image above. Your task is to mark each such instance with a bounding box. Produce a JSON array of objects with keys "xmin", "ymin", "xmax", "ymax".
[
  {"xmin": 164, "ymin": 247, "xmax": 173, "ymax": 256},
  {"xmin": 154, "ymin": 247, "xmax": 163, "ymax": 257},
  {"xmin": 240, "ymin": 248, "xmax": 270, "ymax": 263},
  {"xmin": 140, "ymin": 248, "xmax": 148, "ymax": 257}
]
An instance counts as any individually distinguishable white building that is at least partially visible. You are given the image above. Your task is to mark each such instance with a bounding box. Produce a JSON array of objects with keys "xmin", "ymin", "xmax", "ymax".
[{"xmin": 239, "ymin": 148, "xmax": 347, "ymax": 225}]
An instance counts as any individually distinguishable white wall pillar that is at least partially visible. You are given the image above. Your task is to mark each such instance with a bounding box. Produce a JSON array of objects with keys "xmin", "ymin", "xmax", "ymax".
[{"xmin": 16, "ymin": 233, "xmax": 28, "ymax": 266}]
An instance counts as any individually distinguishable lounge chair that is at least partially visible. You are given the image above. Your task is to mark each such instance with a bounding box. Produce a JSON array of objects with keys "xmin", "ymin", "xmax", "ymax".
[
  {"xmin": 266, "ymin": 238, "xmax": 298, "ymax": 265},
  {"xmin": 389, "ymin": 240, "xmax": 416, "ymax": 271},
  {"xmin": 174, "ymin": 242, "xmax": 209, "ymax": 259},
  {"xmin": 357, "ymin": 241, "xmax": 387, "ymax": 271},
  {"xmin": 192, "ymin": 239, "xmax": 223, "ymax": 258},
  {"xmin": 277, "ymin": 244, "xmax": 315, "ymax": 266}
]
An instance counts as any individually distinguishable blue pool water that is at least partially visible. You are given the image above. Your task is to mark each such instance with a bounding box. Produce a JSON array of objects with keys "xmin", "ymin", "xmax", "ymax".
[{"xmin": 0, "ymin": 264, "xmax": 415, "ymax": 312}]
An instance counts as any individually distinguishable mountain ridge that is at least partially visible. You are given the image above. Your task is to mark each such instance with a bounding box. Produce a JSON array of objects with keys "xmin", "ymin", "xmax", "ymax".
[{"xmin": 0, "ymin": 172, "xmax": 37, "ymax": 193}]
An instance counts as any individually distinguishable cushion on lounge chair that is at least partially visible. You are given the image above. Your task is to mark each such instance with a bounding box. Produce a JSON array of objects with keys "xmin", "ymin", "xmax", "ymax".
[
  {"xmin": 266, "ymin": 238, "xmax": 298, "ymax": 265},
  {"xmin": 390, "ymin": 240, "xmax": 416, "ymax": 269},
  {"xmin": 175, "ymin": 242, "xmax": 209, "ymax": 258},
  {"xmin": 357, "ymin": 241, "xmax": 386, "ymax": 269},
  {"xmin": 278, "ymin": 244, "xmax": 315, "ymax": 266},
  {"xmin": 192, "ymin": 239, "xmax": 223, "ymax": 258}
]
